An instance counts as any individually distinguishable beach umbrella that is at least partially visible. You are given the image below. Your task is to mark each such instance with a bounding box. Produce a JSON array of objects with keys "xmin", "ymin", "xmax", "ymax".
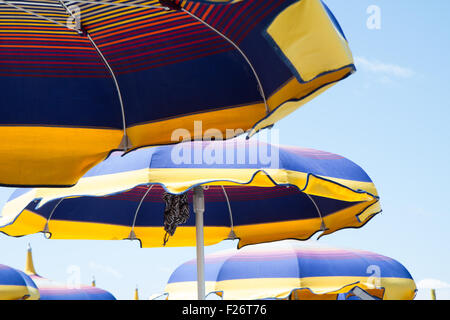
[
  {"xmin": 0, "ymin": 263, "xmax": 39, "ymax": 300},
  {"xmin": 23, "ymin": 245, "xmax": 116, "ymax": 300},
  {"xmin": 0, "ymin": 140, "xmax": 380, "ymax": 299},
  {"xmin": 164, "ymin": 241, "xmax": 417, "ymax": 300},
  {"xmin": 0, "ymin": 0, "xmax": 355, "ymax": 187}
]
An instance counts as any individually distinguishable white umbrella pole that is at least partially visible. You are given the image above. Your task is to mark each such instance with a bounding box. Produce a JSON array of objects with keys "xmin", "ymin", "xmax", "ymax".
[{"xmin": 193, "ymin": 186, "xmax": 205, "ymax": 300}]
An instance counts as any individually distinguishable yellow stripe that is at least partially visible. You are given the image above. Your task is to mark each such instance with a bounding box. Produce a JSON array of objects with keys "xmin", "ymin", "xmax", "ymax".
[
  {"xmin": 0, "ymin": 57, "xmax": 354, "ymax": 188},
  {"xmin": 88, "ymin": 11, "xmax": 170, "ymax": 33},
  {"xmin": 267, "ymin": 0, "xmax": 353, "ymax": 82},
  {"xmin": 249, "ymin": 0, "xmax": 355, "ymax": 135},
  {"xmin": 0, "ymin": 29, "xmax": 76, "ymax": 35},
  {"xmin": 0, "ymin": 12, "xmax": 68, "ymax": 18},
  {"xmin": 0, "ymin": 200, "xmax": 378, "ymax": 249},
  {"xmin": 0, "ymin": 284, "xmax": 40, "ymax": 300},
  {"xmin": 0, "ymin": 126, "xmax": 122, "ymax": 186},
  {"xmin": 18, "ymin": 168, "xmax": 377, "ymax": 211},
  {"xmin": 165, "ymin": 277, "xmax": 416, "ymax": 300},
  {"xmin": 249, "ymin": 69, "xmax": 352, "ymax": 135},
  {"xmin": 236, "ymin": 200, "xmax": 379, "ymax": 248}
]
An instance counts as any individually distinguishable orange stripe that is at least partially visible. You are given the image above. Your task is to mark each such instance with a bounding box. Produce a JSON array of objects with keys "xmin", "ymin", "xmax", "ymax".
[
  {"xmin": 0, "ymin": 44, "xmax": 94, "ymax": 50},
  {"xmin": 93, "ymin": 14, "xmax": 188, "ymax": 40},
  {"xmin": 91, "ymin": 11, "xmax": 185, "ymax": 37},
  {"xmin": 86, "ymin": 8, "xmax": 160, "ymax": 29},
  {"xmin": 0, "ymin": 26, "xmax": 74, "ymax": 32},
  {"xmin": 0, "ymin": 33, "xmax": 87, "ymax": 39},
  {"xmin": 98, "ymin": 22, "xmax": 201, "ymax": 48},
  {"xmin": 191, "ymin": 3, "xmax": 201, "ymax": 15},
  {"xmin": 0, "ymin": 37, "xmax": 90, "ymax": 43},
  {"xmin": 201, "ymin": 5, "xmax": 214, "ymax": 20}
]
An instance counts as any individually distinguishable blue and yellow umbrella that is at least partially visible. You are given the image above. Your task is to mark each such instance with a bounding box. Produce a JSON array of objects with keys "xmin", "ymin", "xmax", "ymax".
[
  {"xmin": 23, "ymin": 246, "xmax": 116, "ymax": 300},
  {"xmin": 164, "ymin": 241, "xmax": 417, "ymax": 300},
  {"xmin": 0, "ymin": 140, "xmax": 380, "ymax": 248},
  {"xmin": 0, "ymin": 0, "xmax": 354, "ymax": 187},
  {"xmin": 0, "ymin": 140, "xmax": 379, "ymax": 299},
  {"xmin": 0, "ymin": 263, "xmax": 39, "ymax": 300}
]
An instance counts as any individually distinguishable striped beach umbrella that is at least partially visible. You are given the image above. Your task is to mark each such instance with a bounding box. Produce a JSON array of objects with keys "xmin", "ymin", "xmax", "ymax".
[
  {"xmin": 164, "ymin": 241, "xmax": 417, "ymax": 300},
  {"xmin": 0, "ymin": 140, "xmax": 379, "ymax": 299},
  {"xmin": 0, "ymin": 140, "xmax": 380, "ymax": 247},
  {"xmin": 23, "ymin": 245, "xmax": 116, "ymax": 300},
  {"xmin": 0, "ymin": 0, "xmax": 355, "ymax": 187},
  {"xmin": 0, "ymin": 263, "xmax": 39, "ymax": 300}
]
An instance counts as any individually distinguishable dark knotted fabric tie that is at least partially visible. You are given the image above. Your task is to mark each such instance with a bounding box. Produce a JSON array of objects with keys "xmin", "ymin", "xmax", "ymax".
[{"xmin": 162, "ymin": 192, "xmax": 190, "ymax": 246}]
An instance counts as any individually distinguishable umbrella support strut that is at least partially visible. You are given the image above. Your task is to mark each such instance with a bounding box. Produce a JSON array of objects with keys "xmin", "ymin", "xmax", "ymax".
[
  {"xmin": 181, "ymin": 8, "xmax": 269, "ymax": 115},
  {"xmin": 193, "ymin": 186, "xmax": 206, "ymax": 300},
  {"xmin": 58, "ymin": 0, "xmax": 131, "ymax": 151}
]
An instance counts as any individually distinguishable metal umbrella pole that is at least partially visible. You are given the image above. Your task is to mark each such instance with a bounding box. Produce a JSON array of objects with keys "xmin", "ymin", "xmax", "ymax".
[{"xmin": 193, "ymin": 186, "xmax": 205, "ymax": 300}]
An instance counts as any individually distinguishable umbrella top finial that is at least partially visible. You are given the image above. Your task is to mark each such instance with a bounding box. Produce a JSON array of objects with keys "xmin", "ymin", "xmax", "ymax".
[{"xmin": 25, "ymin": 244, "xmax": 37, "ymax": 276}]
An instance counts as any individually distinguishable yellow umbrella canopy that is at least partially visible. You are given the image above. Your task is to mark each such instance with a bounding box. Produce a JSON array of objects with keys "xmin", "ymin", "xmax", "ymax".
[{"xmin": 0, "ymin": 0, "xmax": 354, "ymax": 187}]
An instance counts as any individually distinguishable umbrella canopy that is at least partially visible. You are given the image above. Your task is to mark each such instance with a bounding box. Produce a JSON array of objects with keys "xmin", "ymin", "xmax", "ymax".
[
  {"xmin": 0, "ymin": 263, "xmax": 39, "ymax": 300},
  {"xmin": 0, "ymin": 140, "xmax": 380, "ymax": 248},
  {"xmin": 164, "ymin": 241, "xmax": 417, "ymax": 300},
  {"xmin": 23, "ymin": 246, "xmax": 116, "ymax": 300},
  {"xmin": 0, "ymin": 0, "xmax": 355, "ymax": 187}
]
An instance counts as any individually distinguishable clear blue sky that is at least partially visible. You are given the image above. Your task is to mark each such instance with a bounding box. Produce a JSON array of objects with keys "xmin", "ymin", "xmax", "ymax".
[{"xmin": 0, "ymin": 0, "xmax": 449, "ymax": 300}]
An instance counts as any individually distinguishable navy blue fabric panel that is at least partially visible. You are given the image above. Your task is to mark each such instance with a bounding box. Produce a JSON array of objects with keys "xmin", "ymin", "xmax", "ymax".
[
  {"xmin": 239, "ymin": 0, "xmax": 298, "ymax": 93},
  {"xmin": 279, "ymin": 147, "xmax": 373, "ymax": 183},
  {"xmin": 168, "ymin": 251, "xmax": 413, "ymax": 282},
  {"xmin": 296, "ymin": 256, "xmax": 411, "ymax": 278},
  {"xmin": 119, "ymin": 51, "xmax": 261, "ymax": 126},
  {"xmin": 0, "ymin": 76, "xmax": 123, "ymax": 128},
  {"xmin": 31, "ymin": 187, "xmax": 356, "ymax": 227},
  {"xmin": 168, "ymin": 260, "xmax": 226, "ymax": 282},
  {"xmin": 51, "ymin": 197, "xmax": 139, "ymax": 225},
  {"xmin": 0, "ymin": 264, "xmax": 32, "ymax": 286}
]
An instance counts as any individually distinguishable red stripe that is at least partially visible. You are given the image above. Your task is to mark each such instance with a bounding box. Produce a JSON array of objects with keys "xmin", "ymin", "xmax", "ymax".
[
  {"xmin": 224, "ymin": 0, "xmax": 263, "ymax": 38},
  {"xmin": 0, "ymin": 60, "xmax": 103, "ymax": 66},
  {"xmin": 235, "ymin": 0, "xmax": 283, "ymax": 43},
  {"xmin": 94, "ymin": 18, "xmax": 204, "ymax": 47},
  {"xmin": 112, "ymin": 38, "xmax": 227, "ymax": 67},
  {"xmin": 116, "ymin": 46, "xmax": 230, "ymax": 74},
  {"xmin": 114, "ymin": 41, "xmax": 229, "ymax": 71},
  {"xmin": 91, "ymin": 12, "xmax": 187, "ymax": 38},
  {"xmin": 110, "ymin": 35, "xmax": 224, "ymax": 64},
  {"xmin": 101, "ymin": 26, "xmax": 214, "ymax": 56},
  {"xmin": 86, "ymin": 8, "xmax": 162, "ymax": 29}
]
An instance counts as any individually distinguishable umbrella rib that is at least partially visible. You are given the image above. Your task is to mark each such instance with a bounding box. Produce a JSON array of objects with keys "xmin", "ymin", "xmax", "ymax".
[
  {"xmin": 129, "ymin": 185, "xmax": 153, "ymax": 239},
  {"xmin": 220, "ymin": 186, "xmax": 236, "ymax": 240},
  {"xmin": 59, "ymin": 0, "xmax": 130, "ymax": 150},
  {"xmin": 181, "ymin": 8, "xmax": 269, "ymax": 115},
  {"xmin": 86, "ymin": 33, "xmax": 130, "ymax": 149},
  {"xmin": 306, "ymin": 194, "xmax": 327, "ymax": 231},
  {"xmin": 0, "ymin": 0, "xmax": 82, "ymax": 33},
  {"xmin": 43, "ymin": 198, "xmax": 64, "ymax": 233}
]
